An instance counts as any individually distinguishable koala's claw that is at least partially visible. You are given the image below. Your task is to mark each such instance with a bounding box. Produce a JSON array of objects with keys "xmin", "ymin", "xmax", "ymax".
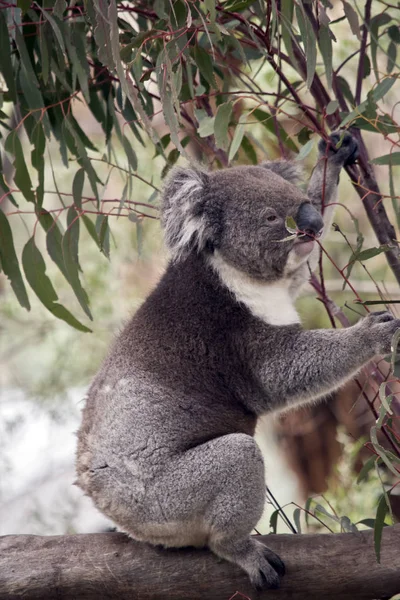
[
  {"xmin": 263, "ymin": 546, "xmax": 286, "ymax": 577},
  {"xmin": 318, "ymin": 131, "xmax": 359, "ymax": 166}
]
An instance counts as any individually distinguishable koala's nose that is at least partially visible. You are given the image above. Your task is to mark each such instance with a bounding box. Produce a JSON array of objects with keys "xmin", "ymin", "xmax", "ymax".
[{"xmin": 296, "ymin": 202, "xmax": 324, "ymax": 238}]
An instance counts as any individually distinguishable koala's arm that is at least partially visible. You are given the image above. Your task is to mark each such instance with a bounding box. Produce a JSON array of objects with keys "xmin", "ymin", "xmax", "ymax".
[
  {"xmin": 248, "ymin": 312, "xmax": 399, "ymax": 414},
  {"xmin": 307, "ymin": 131, "xmax": 358, "ymax": 238}
]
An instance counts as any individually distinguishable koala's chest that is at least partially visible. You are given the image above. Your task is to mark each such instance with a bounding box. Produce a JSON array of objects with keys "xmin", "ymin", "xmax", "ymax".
[{"xmin": 232, "ymin": 279, "xmax": 300, "ymax": 326}]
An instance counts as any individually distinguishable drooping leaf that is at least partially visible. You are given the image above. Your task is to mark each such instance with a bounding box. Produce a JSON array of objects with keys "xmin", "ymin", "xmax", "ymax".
[
  {"xmin": 318, "ymin": 24, "xmax": 333, "ymax": 90},
  {"xmin": 5, "ymin": 130, "xmax": 35, "ymax": 203},
  {"xmin": 351, "ymin": 245, "xmax": 391, "ymax": 262},
  {"xmin": 0, "ymin": 209, "xmax": 30, "ymax": 310},
  {"xmin": 252, "ymin": 109, "xmax": 298, "ymax": 153},
  {"xmin": 296, "ymin": 4, "xmax": 316, "ymax": 90},
  {"xmin": 214, "ymin": 101, "xmax": 233, "ymax": 151},
  {"xmin": 96, "ymin": 215, "xmax": 110, "ymax": 259},
  {"xmin": 370, "ymin": 13, "xmax": 393, "ymax": 81},
  {"xmin": 241, "ymin": 135, "xmax": 258, "ymax": 164},
  {"xmin": 62, "ymin": 213, "xmax": 93, "ymax": 320},
  {"xmin": 229, "ymin": 114, "xmax": 247, "ymax": 162},
  {"xmin": 193, "ymin": 46, "xmax": 218, "ymax": 90},
  {"xmin": 22, "ymin": 237, "xmax": 91, "ymax": 332},
  {"xmin": 326, "ymin": 100, "xmax": 338, "ymax": 115},
  {"xmin": 73, "ymin": 168, "xmax": 85, "ymax": 210},
  {"xmin": 356, "ymin": 455, "xmax": 376, "ymax": 484},
  {"xmin": 0, "ymin": 11, "xmax": 17, "ymax": 102},
  {"xmin": 370, "ymin": 425, "xmax": 400, "ymax": 477},
  {"xmin": 374, "ymin": 495, "xmax": 389, "ymax": 563},
  {"xmin": 342, "ymin": 0, "xmax": 361, "ymax": 40},
  {"xmin": 370, "ymin": 153, "xmax": 400, "ymax": 166},
  {"xmin": 296, "ymin": 138, "xmax": 315, "ymax": 161}
]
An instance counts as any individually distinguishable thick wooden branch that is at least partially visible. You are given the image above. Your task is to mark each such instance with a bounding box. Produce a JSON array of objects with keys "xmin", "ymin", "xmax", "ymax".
[{"xmin": 1, "ymin": 526, "xmax": 400, "ymax": 599}]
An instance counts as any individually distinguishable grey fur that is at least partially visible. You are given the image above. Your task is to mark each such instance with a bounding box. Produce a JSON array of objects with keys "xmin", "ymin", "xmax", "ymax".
[{"xmin": 76, "ymin": 132, "xmax": 399, "ymax": 590}]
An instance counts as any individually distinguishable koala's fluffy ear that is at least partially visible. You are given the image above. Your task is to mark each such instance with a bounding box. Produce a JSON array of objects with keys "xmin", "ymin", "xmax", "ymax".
[
  {"xmin": 161, "ymin": 167, "xmax": 214, "ymax": 261},
  {"xmin": 260, "ymin": 160, "xmax": 303, "ymax": 184}
]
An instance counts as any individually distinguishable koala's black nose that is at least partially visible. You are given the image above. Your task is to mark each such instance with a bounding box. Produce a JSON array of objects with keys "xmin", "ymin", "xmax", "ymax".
[{"xmin": 296, "ymin": 202, "xmax": 324, "ymax": 238}]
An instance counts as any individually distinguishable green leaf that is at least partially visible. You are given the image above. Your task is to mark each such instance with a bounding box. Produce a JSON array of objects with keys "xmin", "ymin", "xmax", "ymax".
[
  {"xmin": 96, "ymin": 215, "xmax": 110, "ymax": 259},
  {"xmin": 318, "ymin": 24, "xmax": 333, "ymax": 90},
  {"xmin": 120, "ymin": 30, "xmax": 157, "ymax": 61},
  {"xmin": 374, "ymin": 495, "xmax": 389, "ymax": 563},
  {"xmin": 342, "ymin": 0, "xmax": 361, "ymax": 40},
  {"xmin": 388, "ymin": 25, "xmax": 400, "ymax": 44},
  {"xmin": 122, "ymin": 135, "xmax": 138, "ymax": 171},
  {"xmin": 64, "ymin": 118, "xmax": 100, "ymax": 203},
  {"xmin": 193, "ymin": 46, "xmax": 218, "ymax": 90},
  {"xmin": 340, "ymin": 77, "xmax": 396, "ymax": 127},
  {"xmin": 5, "ymin": 130, "xmax": 35, "ymax": 203},
  {"xmin": 81, "ymin": 215, "xmax": 100, "ymax": 249},
  {"xmin": 379, "ymin": 382, "xmax": 394, "ymax": 416},
  {"xmin": 387, "ymin": 41, "xmax": 397, "ymax": 73},
  {"xmin": 241, "ymin": 135, "xmax": 258, "ymax": 165},
  {"xmin": 22, "ymin": 237, "xmax": 91, "ymax": 333},
  {"xmin": 37, "ymin": 8, "xmax": 66, "ymax": 55},
  {"xmin": 92, "ymin": 0, "xmax": 114, "ymax": 70},
  {"xmin": 214, "ymin": 101, "xmax": 233, "ymax": 151},
  {"xmin": 370, "ymin": 13, "xmax": 393, "ymax": 81},
  {"xmin": 204, "ymin": 0, "xmax": 216, "ymax": 21},
  {"xmin": 293, "ymin": 507, "xmax": 302, "ymax": 534},
  {"xmin": 370, "ymin": 153, "xmax": 400, "ymax": 166},
  {"xmin": 37, "ymin": 210, "xmax": 68, "ymax": 281},
  {"xmin": 17, "ymin": 0, "xmax": 30, "ymax": 12},
  {"xmin": 357, "ymin": 455, "xmax": 376, "ymax": 484},
  {"xmin": 269, "ymin": 509, "xmax": 279, "ymax": 534},
  {"xmin": 296, "ymin": 138, "xmax": 315, "ymax": 161},
  {"xmin": 373, "ymin": 77, "xmax": 397, "ymax": 102},
  {"xmin": 326, "ymin": 100, "xmax": 338, "ymax": 115},
  {"xmin": 73, "ymin": 168, "xmax": 85, "ymax": 210},
  {"xmin": 336, "ymin": 75, "xmax": 355, "ymax": 105},
  {"xmin": 223, "ymin": 0, "xmax": 257, "ymax": 11},
  {"xmin": 351, "ymin": 245, "xmax": 391, "ymax": 262},
  {"xmin": 15, "ymin": 27, "xmax": 49, "ymax": 134},
  {"xmin": 285, "ymin": 216, "xmax": 297, "ymax": 233},
  {"xmin": 296, "ymin": 4, "xmax": 316, "ymax": 90},
  {"xmin": 0, "ymin": 209, "xmax": 30, "ymax": 310},
  {"xmin": 0, "ymin": 11, "xmax": 17, "ymax": 102},
  {"xmin": 357, "ymin": 518, "xmax": 377, "ymax": 529},
  {"xmin": 370, "ymin": 425, "xmax": 400, "ymax": 477},
  {"xmin": 229, "ymin": 115, "xmax": 247, "ymax": 162},
  {"xmin": 62, "ymin": 212, "xmax": 92, "ymax": 320},
  {"xmin": 252, "ymin": 109, "xmax": 298, "ymax": 153},
  {"xmin": 31, "ymin": 122, "xmax": 45, "ymax": 208}
]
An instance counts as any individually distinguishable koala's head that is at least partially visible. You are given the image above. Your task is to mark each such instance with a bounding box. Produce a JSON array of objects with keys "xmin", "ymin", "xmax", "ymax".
[{"xmin": 161, "ymin": 163, "xmax": 323, "ymax": 282}]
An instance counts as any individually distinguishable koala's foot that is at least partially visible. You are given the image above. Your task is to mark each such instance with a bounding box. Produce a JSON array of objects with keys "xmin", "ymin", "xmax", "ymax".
[
  {"xmin": 210, "ymin": 536, "xmax": 285, "ymax": 590},
  {"xmin": 318, "ymin": 131, "xmax": 359, "ymax": 166},
  {"xmin": 359, "ymin": 310, "xmax": 400, "ymax": 355}
]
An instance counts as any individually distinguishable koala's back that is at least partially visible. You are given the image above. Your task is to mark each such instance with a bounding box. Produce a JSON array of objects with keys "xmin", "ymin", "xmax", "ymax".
[{"xmin": 76, "ymin": 254, "xmax": 262, "ymax": 499}]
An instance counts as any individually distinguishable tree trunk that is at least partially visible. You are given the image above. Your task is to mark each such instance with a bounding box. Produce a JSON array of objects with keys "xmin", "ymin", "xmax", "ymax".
[{"xmin": 1, "ymin": 526, "xmax": 400, "ymax": 599}]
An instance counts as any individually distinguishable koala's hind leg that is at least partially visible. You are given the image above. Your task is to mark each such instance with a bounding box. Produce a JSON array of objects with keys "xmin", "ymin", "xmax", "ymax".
[{"xmin": 148, "ymin": 433, "xmax": 285, "ymax": 589}]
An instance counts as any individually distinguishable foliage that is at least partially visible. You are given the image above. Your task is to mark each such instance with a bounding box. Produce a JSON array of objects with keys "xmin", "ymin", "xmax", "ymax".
[{"xmin": 0, "ymin": 0, "xmax": 400, "ymax": 559}]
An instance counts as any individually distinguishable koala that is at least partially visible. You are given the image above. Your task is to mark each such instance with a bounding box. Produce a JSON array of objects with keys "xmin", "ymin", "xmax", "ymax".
[{"xmin": 76, "ymin": 132, "xmax": 399, "ymax": 590}]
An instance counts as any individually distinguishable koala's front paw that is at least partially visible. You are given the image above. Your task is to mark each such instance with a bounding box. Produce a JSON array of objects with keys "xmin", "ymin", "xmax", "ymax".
[
  {"xmin": 318, "ymin": 131, "xmax": 359, "ymax": 166},
  {"xmin": 361, "ymin": 311, "xmax": 400, "ymax": 355}
]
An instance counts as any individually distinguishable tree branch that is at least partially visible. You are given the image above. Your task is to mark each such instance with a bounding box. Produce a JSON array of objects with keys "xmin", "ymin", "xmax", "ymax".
[{"xmin": 1, "ymin": 527, "xmax": 400, "ymax": 599}]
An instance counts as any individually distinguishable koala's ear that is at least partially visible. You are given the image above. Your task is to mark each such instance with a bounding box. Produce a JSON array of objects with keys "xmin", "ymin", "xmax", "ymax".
[
  {"xmin": 260, "ymin": 160, "xmax": 303, "ymax": 184},
  {"xmin": 161, "ymin": 167, "xmax": 213, "ymax": 261}
]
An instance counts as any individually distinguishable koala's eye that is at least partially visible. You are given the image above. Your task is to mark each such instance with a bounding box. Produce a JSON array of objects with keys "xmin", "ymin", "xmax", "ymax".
[{"xmin": 266, "ymin": 215, "xmax": 278, "ymax": 223}]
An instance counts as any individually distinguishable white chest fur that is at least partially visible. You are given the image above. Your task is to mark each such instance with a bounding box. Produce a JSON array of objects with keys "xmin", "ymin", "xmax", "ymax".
[{"xmin": 210, "ymin": 252, "xmax": 300, "ymax": 326}]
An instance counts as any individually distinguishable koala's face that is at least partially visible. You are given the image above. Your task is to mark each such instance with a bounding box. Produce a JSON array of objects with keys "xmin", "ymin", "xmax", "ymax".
[
  {"xmin": 162, "ymin": 164, "xmax": 323, "ymax": 282},
  {"xmin": 207, "ymin": 166, "xmax": 320, "ymax": 281}
]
